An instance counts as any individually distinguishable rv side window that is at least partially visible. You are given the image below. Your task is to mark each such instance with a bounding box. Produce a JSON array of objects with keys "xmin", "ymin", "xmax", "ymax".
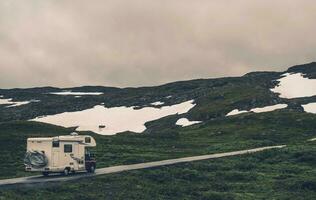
[
  {"xmin": 64, "ymin": 144, "xmax": 72, "ymax": 153},
  {"xmin": 85, "ymin": 137, "xmax": 91, "ymax": 143},
  {"xmin": 52, "ymin": 141, "xmax": 60, "ymax": 148}
]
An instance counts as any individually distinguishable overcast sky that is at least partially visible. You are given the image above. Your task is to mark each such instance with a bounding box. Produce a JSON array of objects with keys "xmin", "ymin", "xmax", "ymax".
[{"xmin": 1, "ymin": 0, "xmax": 316, "ymax": 88}]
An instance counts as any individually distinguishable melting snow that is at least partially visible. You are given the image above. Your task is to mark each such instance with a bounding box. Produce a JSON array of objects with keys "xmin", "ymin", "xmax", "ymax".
[
  {"xmin": 50, "ymin": 91, "xmax": 103, "ymax": 96},
  {"xmin": 308, "ymin": 138, "xmax": 316, "ymax": 142},
  {"xmin": 0, "ymin": 98, "xmax": 40, "ymax": 108},
  {"xmin": 150, "ymin": 101, "xmax": 165, "ymax": 106},
  {"xmin": 226, "ymin": 109, "xmax": 248, "ymax": 116},
  {"xmin": 226, "ymin": 104, "xmax": 288, "ymax": 116},
  {"xmin": 251, "ymin": 104, "xmax": 288, "ymax": 113},
  {"xmin": 271, "ymin": 73, "xmax": 316, "ymax": 99},
  {"xmin": 302, "ymin": 102, "xmax": 316, "ymax": 114},
  {"xmin": 176, "ymin": 118, "xmax": 201, "ymax": 127},
  {"xmin": 31, "ymin": 100, "xmax": 196, "ymax": 135}
]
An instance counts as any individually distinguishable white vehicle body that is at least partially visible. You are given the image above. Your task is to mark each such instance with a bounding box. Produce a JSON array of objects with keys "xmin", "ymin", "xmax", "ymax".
[{"xmin": 25, "ymin": 133, "xmax": 96, "ymax": 174}]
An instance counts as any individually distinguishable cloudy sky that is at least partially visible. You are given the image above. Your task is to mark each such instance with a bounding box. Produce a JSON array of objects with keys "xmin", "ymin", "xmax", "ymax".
[{"xmin": 1, "ymin": 0, "xmax": 316, "ymax": 88}]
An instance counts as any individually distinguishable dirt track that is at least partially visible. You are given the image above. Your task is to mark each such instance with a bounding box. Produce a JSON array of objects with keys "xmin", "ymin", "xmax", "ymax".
[{"xmin": 0, "ymin": 145, "xmax": 286, "ymax": 187}]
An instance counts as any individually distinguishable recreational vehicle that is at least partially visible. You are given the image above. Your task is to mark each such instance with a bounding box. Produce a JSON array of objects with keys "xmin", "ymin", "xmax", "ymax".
[{"xmin": 24, "ymin": 133, "xmax": 96, "ymax": 176}]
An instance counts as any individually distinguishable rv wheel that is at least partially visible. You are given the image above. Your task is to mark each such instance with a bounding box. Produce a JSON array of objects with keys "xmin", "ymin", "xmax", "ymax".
[
  {"xmin": 42, "ymin": 172, "xmax": 49, "ymax": 177},
  {"xmin": 88, "ymin": 165, "xmax": 95, "ymax": 173},
  {"xmin": 63, "ymin": 168, "xmax": 70, "ymax": 176}
]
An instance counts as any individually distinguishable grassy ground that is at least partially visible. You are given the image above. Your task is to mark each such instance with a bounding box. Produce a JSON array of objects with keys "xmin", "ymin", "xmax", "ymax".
[
  {"xmin": 0, "ymin": 143, "xmax": 315, "ymax": 200},
  {"xmin": 0, "ymin": 66, "xmax": 290, "ymax": 180},
  {"xmin": 0, "ymin": 109, "xmax": 315, "ymax": 180},
  {"xmin": 0, "ymin": 66, "xmax": 315, "ymax": 198}
]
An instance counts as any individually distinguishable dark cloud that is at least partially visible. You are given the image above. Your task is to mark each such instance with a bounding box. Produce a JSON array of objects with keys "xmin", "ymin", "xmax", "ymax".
[{"xmin": 1, "ymin": 0, "xmax": 316, "ymax": 88}]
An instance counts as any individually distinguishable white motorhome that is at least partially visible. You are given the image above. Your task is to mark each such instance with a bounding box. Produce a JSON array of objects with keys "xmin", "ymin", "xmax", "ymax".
[{"xmin": 24, "ymin": 133, "xmax": 96, "ymax": 176}]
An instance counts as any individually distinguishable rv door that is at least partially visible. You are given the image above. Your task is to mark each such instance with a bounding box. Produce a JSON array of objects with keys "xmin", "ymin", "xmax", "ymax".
[
  {"xmin": 52, "ymin": 150, "xmax": 59, "ymax": 167},
  {"xmin": 52, "ymin": 140, "xmax": 60, "ymax": 168},
  {"xmin": 72, "ymin": 143, "xmax": 79, "ymax": 170}
]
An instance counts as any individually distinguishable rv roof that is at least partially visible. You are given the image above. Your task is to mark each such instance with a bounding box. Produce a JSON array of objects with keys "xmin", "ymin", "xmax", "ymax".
[
  {"xmin": 27, "ymin": 135, "xmax": 96, "ymax": 147},
  {"xmin": 28, "ymin": 135, "xmax": 91, "ymax": 141},
  {"xmin": 58, "ymin": 135, "xmax": 86, "ymax": 142},
  {"xmin": 27, "ymin": 137, "xmax": 52, "ymax": 141}
]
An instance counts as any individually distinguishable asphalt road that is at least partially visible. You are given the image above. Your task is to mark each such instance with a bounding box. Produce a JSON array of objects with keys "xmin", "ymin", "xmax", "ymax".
[{"xmin": 0, "ymin": 145, "xmax": 286, "ymax": 187}]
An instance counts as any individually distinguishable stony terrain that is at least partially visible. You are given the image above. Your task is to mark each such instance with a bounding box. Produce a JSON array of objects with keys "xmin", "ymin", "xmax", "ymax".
[{"xmin": 0, "ymin": 62, "xmax": 316, "ymax": 199}]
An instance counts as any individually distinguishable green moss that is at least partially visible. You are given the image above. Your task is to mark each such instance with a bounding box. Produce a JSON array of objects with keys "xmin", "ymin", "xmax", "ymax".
[
  {"xmin": 1, "ymin": 144, "xmax": 316, "ymax": 199},
  {"xmin": 1, "ymin": 66, "xmax": 316, "ymax": 198}
]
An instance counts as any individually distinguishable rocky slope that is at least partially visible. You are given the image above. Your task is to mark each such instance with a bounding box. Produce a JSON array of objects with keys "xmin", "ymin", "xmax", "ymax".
[{"xmin": 0, "ymin": 62, "xmax": 316, "ymax": 199}]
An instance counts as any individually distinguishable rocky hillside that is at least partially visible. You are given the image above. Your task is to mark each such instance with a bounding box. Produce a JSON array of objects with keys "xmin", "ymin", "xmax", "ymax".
[
  {"xmin": 0, "ymin": 62, "xmax": 316, "ymax": 199},
  {"xmin": 0, "ymin": 62, "xmax": 315, "ymax": 126}
]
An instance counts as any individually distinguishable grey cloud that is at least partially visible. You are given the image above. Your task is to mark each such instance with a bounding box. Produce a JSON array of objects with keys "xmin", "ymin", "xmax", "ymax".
[{"xmin": 1, "ymin": 0, "xmax": 316, "ymax": 88}]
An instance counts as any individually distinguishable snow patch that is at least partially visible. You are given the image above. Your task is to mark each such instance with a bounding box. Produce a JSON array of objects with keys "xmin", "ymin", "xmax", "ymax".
[
  {"xmin": 226, "ymin": 104, "xmax": 288, "ymax": 116},
  {"xmin": 50, "ymin": 91, "xmax": 103, "ymax": 96},
  {"xmin": 308, "ymin": 138, "xmax": 316, "ymax": 142},
  {"xmin": 271, "ymin": 73, "xmax": 316, "ymax": 99},
  {"xmin": 176, "ymin": 118, "xmax": 201, "ymax": 127},
  {"xmin": 251, "ymin": 104, "xmax": 288, "ymax": 113},
  {"xmin": 31, "ymin": 100, "xmax": 196, "ymax": 135},
  {"xmin": 150, "ymin": 101, "xmax": 165, "ymax": 106},
  {"xmin": 302, "ymin": 102, "xmax": 316, "ymax": 114},
  {"xmin": 226, "ymin": 109, "xmax": 248, "ymax": 116},
  {"xmin": 0, "ymin": 98, "xmax": 40, "ymax": 108}
]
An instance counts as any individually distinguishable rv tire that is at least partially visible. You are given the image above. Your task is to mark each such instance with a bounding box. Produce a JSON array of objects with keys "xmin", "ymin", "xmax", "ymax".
[
  {"xmin": 42, "ymin": 172, "xmax": 49, "ymax": 177},
  {"xmin": 88, "ymin": 165, "xmax": 95, "ymax": 173},
  {"xmin": 63, "ymin": 168, "xmax": 70, "ymax": 176}
]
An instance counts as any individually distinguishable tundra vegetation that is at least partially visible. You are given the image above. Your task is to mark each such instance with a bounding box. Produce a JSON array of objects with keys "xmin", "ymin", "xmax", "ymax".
[{"xmin": 0, "ymin": 63, "xmax": 316, "ymax": 199}]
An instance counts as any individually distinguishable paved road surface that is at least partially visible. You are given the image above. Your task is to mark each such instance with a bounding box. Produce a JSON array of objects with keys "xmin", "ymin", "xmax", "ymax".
[{"xmin": 0, "ymin": 145, "xmax": 286, "ymax": 187}]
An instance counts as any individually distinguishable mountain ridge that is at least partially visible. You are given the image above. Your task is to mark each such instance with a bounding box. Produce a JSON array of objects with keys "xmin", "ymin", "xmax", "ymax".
[
  {"xmin": 0, "ymin": 61, "xmax": 315, "ymax": 125},
  {"xmin": 2, "ymin": 61, "xmax": 315, "ymax": 91}
]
